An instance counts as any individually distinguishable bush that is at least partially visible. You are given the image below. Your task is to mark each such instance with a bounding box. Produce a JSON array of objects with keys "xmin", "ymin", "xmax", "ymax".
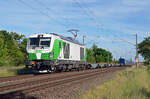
[{"xmin": 144, "ymin": 61, "xmax": 150, "ymax": 66}]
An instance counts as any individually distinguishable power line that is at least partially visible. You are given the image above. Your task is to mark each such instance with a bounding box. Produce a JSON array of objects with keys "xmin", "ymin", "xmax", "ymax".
[
  {"xmin": 18, "ymin": 0, "xmax": 68, "ymax": 28},
  {"xmin": 113, "ymin": 34, "xmax": 135, "ymax": 46},
  {"xmin": 34, "ymin": 0, "xmax": 76, "ymax": 27},
  {"xmin": 73, "ymin": 0, "xmax": 136, "ymax": 48},
  {"xmin": 73, "ymin": 0, "xmax": 103, "ymax": 32},
  {"xmin": 80, "ymin": 0, "xmax": 104, "ymax": 29},
  {"xmin": 73, "ymin": 0, "xmax": 92, "ymax": 19}
]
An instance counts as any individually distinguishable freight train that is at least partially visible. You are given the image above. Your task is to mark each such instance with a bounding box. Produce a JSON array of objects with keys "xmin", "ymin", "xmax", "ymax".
[{"xmin": 25, "ymin": 33, "xmax": 88, "ymax": 72}]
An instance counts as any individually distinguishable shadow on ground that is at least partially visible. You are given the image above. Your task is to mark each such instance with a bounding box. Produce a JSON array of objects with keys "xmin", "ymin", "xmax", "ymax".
[
  {"xmin": 0, "ymin": 91, "xmax": 37, "ymax": 99},
  {"xmin": 16, "ymin": 68, "xmax": 34, "ymax": 75},
  {"xmin": 16, "ymin": 67, "xmax": 51, "ymax": 75}
]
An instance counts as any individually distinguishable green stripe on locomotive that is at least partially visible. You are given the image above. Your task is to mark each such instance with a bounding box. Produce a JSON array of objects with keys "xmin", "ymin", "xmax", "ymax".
[
  {"xmin": 27, "ymin": 39, "xmax": 63, "ymax": 60},
  {"xmin": 82, "ymin": 50, "xmax": 87, "ymax": 62}
]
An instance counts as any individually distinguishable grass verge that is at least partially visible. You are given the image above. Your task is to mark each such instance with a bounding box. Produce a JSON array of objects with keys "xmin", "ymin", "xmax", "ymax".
[
  {"xmin": 79, "ymin": 65, "xmax": 150, "ymax": 99},
  {"xmin": 0, "ymin": 66, "xmax": 33, "ymax": 77}
]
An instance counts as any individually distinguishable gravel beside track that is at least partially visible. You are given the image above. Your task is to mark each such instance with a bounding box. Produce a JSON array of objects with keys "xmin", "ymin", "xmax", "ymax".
[{"xmin": 0, "ymin": 66, "xmax": 127, "ymax": 99}]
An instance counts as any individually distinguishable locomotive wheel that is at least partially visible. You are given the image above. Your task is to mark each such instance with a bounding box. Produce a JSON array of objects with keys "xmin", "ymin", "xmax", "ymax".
[
  {"xmin": 25, "ymin": 65, "xmax": 29, "ymax": 68},
  {"xmin": 77, "ymin": 68, "xmax": 80, "ymax": 71},
  {"xmin": 57, "ymin": 69, "xmax": 62, "ymax": 72},
  {"xmin": 51, "ymin": 66, "xmax": 57, "ymax": 72},
  {"xmin": 47, "ymin": 69, "xmax": 51, "ymax": 73},
  {"xmin": 69, "ymin": 69, "xmax": 72, "ymax": 71}
]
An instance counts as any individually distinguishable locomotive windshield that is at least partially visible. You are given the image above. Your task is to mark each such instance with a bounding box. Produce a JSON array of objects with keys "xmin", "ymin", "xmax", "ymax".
[
  {"xmin": 29, "ymin": 37, "xmax": 51, "ymax": 49},
  {"xmin": 30, "ymin": 38, "xmax": 40, "ymax": 46},
  {"xmin": 40, "ymin": 39, "xmax": 51, "ymax": 47}
]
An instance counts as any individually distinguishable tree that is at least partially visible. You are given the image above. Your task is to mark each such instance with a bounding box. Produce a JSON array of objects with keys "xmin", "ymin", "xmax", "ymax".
[
  {"xmin": 86, "ymin": 48, "xmax": 95, "ymax": 63},
  {"xmin": 138, "ymin": 36, "xmax": 150, "ymax": 65},
  {"xmin": 0, "ymin": 31, "xmax": 9, "ymax": 66},
  {"xmin": 86, "ymin": 44, "xmax": 113, "ymax": 63},
  {"xmin": 0, "ymin": 30, "xmax": 27, "ymax": 66}
]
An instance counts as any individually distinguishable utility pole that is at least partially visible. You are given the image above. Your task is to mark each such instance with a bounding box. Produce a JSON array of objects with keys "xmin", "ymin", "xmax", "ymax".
[
  {"xmin": 107, "ymin": 49, "xmax": 110, "ymax": 65},
  {"xmin": 130, "ymin": 57, "xmax": 132, "ymax": 64},
  {"xmin": 135, "ymin": 33, "xmax": 139, "ymax": 68},
  {"xmin": 107, "ymin": 53, "xmax": 109, "ymax": 66},
  {"xmin": 83, "ymin": 36, "xmax": 86, "ymax": 45}
]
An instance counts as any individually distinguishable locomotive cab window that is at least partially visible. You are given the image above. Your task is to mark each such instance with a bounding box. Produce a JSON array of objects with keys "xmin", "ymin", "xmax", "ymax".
[
  {"xmin": 29, "ymin": 38, "xmax": 40, "ymax": 47},
  {"xmin": 40, "ymin": 40, "xmax": 50, "ymax": 47}
]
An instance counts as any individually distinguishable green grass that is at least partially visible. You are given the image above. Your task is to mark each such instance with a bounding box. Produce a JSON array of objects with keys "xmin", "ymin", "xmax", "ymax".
[
  {"xmin": 0, "ymin": 66, "xmax": 33, "ymax": 77},
  {"xmin": 79, "ymin": 65, "xmax": 150, "ymax": 99}
]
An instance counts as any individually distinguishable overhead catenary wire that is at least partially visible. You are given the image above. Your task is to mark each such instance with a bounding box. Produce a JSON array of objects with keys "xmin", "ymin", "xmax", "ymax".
[
  {"xmin": 113, "ymin": 34, "xmax": 135, "ymax": 46},
  {"xmin": 34, "ymin": 0, "xmax": 77, "ymax": 27},
  {"xmin": 73, "ymin": 0, "xmax": 103, "ymax": 32},
  {"xmin": 18, "ymin": 0, "xmax": 69, "ymax": 28},
  {"xmin": 73, "ymin": 0, "xmax": 136, "ymax": 47},
  {"xmin": 80, "ymin": 0, "xmax": 104, "ymax": 29}
]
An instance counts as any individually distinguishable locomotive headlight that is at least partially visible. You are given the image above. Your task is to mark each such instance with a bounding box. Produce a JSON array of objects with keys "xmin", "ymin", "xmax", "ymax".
[
  {"xmin": 32, "ymin": 61, "xmax": 36, "ymax": 65},
  {"xmin": 49, "ymin": 52, "xmax": 53, "ymax": 58}
]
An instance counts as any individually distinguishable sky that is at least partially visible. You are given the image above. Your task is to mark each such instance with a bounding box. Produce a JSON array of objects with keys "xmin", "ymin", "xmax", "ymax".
[{"xmin": 0, "ymin": 0, "xmax": 150, "ymax": 62}]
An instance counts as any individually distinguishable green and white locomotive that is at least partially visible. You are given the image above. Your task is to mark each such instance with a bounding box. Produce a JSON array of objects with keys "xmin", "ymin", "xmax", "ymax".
[{"xmin": 25, "ymin": 33, "xmax": 87, "ymax": 72}]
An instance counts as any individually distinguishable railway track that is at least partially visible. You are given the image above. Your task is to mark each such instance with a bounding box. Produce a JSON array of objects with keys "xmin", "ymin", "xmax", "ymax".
[
  {"xmin": 0, "ymin": 66, "xmax": 126, "ymax": 98},
  {"xmin": 0, "ymin": 68, "xmax": 109, "ymax": 86},
  {"xmin": 0, "ymin": 69, "xmax": 97, "ymax": 84}
]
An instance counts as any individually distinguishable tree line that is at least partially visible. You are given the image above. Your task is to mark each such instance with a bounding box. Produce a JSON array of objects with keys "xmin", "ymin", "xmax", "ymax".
[{"xmin": 86, "ymin": 44, "xmax": 113, "ymax": 63}]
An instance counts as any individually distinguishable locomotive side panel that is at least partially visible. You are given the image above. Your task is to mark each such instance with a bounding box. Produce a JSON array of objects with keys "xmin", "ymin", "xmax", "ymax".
[{"xmin": 58, "ymin": 39, "xmax": 86, "ymax": 61}]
